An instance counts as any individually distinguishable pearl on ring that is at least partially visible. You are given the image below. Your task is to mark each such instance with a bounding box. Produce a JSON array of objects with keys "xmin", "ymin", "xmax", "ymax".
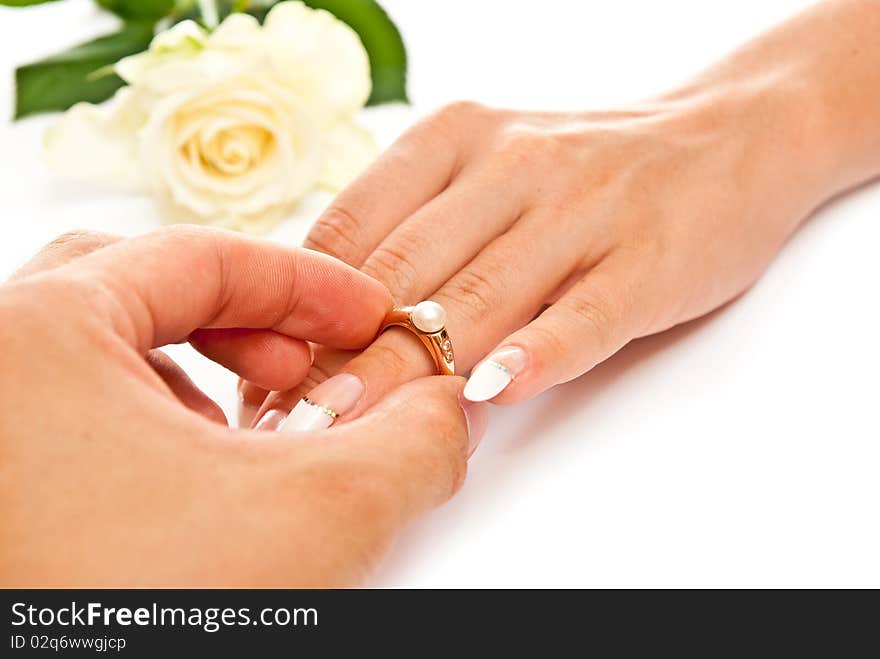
[{"xmin": 410, "ymin": 300, "xmax": 447, "ymax": 334}]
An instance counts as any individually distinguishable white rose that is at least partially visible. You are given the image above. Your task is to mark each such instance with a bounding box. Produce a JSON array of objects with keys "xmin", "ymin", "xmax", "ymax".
[{"xmin": 44, "ymin": 2, "xmax": 376, "ymax": 232}]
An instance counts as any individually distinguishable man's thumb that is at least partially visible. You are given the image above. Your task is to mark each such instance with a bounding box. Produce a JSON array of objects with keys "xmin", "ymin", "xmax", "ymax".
[{"xmin": 335, "ymin": 376, "xmax": 487, "ymax": 517}]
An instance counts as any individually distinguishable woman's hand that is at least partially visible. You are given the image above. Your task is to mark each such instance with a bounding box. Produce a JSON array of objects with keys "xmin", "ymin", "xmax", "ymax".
[
  {"xmin": 249, "ymin": 0, "xmax": 880, "ymax": 429},
  {"xmin": 0, "ymin": 227, "xmax": 485, "ymax": 587},
  {"xmin": 246, "ymin": 92, "xmax": 814, "ymax": 423},
  {"xmin": 251, "ymin": 96, "xmax": 805, "ymax": 426}
]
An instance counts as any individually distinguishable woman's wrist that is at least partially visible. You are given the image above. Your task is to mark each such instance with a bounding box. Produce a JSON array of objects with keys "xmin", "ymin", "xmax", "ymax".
[
  {"xmin": 640, "ymin": 76, "xmax": 830, "ymax": 236},
  {"xmin": 655, "ymin": 1, "xmax": 880, "ymax": 224}
]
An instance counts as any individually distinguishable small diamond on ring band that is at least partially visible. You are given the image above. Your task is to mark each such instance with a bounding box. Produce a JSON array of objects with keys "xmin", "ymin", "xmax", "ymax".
[
  {"xmin": 377, "ymin": 300, "xmax": 456, "ymax": 376},
  {"xmin": 301, "ymin": 397, "xmax": 339, "ymax": 419}
]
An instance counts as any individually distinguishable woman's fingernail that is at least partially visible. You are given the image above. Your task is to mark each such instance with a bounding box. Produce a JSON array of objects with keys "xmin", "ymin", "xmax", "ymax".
[
  {"xmin": 460, "ymin": 394, "xmax": 488, "ymax": 457},
  {"xmin": 280, "ymin": 373, "xmax": 364, "ymax": 433},
  {"xmin": 254, "ymin": 409, "xmax": 288, "ymax": 432},
  {"xmin": 463, "ymin": 346, "xmax": 528, "ymax": 402}
]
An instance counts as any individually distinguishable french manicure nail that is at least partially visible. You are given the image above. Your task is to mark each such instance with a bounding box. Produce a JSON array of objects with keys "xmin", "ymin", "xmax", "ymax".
[
  {"xmin": 463, "ymin": 346, "xmax": 528, "ymax": 402},
  {"xmin": 460, "ymin": 394, "xmax": 488, "ymax": 457},
  {"xmin": 280, "ymin": 373, "xmax": 364, "ymax": 433},
  {"xmin": 254, "ymin": 409, "xmax": 288, "ymax": 432}
]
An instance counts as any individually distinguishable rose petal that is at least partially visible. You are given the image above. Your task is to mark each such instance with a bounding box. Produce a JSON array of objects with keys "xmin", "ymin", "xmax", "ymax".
[
  {"xmin": 261, "ymin": 1, "xmax": 371, "ymax": 119},
  {"xmin": 46, "ymin": 1, "xmax": 376, "ymax": 234},
  {"xmin": 43, "ymin": 88, "xmax": 148, "ymax": 191},
  {"xmin": 150, "ymin": 20, "xmax": 207, "ymax": 55},
  {"xmin": 318, "ymin": 120, "xmax": 378, "ymax": 190},
  {"xmin": 210, "ymin": 12, "xmax": 262, "ymax": 47},
  {"xmin": 116, "ymin": 20, "xmax": 207, "ymax": 87},
  {"xmin": 138, "ymin": 77, "xmax": 321, "ymax": 223}
]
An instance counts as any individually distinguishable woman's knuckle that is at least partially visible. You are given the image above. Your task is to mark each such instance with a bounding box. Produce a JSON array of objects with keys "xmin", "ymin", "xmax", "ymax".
[
  {"xmin": 418, "ymin": 101, "xmax": 487, "ymax": 149},
  {"xmin": 495, "ymin": 126, "xmax": 545, "ymax": 165},
  {"xmin": 354, "ymin": 339, "xmax": 412, "ymax": 383},
  {"xmin": 304, "ymin": 205, "xmax": 364, "ymax": 261},
  {"xmin": 362, "ymin": 241, "xmax": 420, "ymax": 295},
  {"xmin": 303, "ymin": 360, "xmax": 336, "ymax": 390},
  {"xmin": 442, "ymin": 268, "xmax": 498, "ymax": 322},
  {"xmin": 523, "ymin": 323, "xmax": 565, "ymax": 367},
  {"xmin": 564, "ymin": 291, "xmax": 618, "ymax": 348},
  {"xmin": 433, "ymin": 100, "xmax": 485, "ymax": 125}
]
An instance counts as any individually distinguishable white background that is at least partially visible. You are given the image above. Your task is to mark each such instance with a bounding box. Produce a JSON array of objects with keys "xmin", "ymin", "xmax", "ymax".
[{"xmin": 1, "ymin": 0, "xmax": 878, "ymax": 587}]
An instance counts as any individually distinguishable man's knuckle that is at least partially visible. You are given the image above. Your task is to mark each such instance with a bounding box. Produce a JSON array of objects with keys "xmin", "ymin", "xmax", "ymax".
[
  {"xmin": 426, "ymin": 406, "xmax": 468, "ymax": 473},
  {"xmin": 425, "ymin": 437, "xmax": 467, "ymax": 497},
  {"xmin": 155, "ymin": 224, "xmax": 209, "ymax": 241},
  {"xmin": 46, "ymin": 229, "xmax": 110, "ymax": 257},
  {"xmin": 391, "ymin": 395, "xmax": 468, "ymax": 496},
  {"xmin": 152, "ymin": 224, "xmax": 219, "ymax": 258}
]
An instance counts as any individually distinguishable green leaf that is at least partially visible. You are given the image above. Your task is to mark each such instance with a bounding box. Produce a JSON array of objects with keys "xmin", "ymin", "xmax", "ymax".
[
  {"xmin": 302, "ymin": 0, "xmax": 407, "ymax": 105},
  {"xmin": 0, "ymin": 1, "xmax": 61, "ymax": 6},
  {"xmin": 95, "ymin": 0, "xmax": 175, "ymax": 20},
  {"xmin": 240, "ymin": 0, "xmax": 408, "ymax": 106},
  {"xmin": 14, "ymin": 21, "xmax": 155, "ymax": 119}
]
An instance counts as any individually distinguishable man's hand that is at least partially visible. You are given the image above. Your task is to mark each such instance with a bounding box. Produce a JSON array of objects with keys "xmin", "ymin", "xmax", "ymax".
[{"xmin": 0, "ymin": 227, "xmax": 485, "ymax": 587}]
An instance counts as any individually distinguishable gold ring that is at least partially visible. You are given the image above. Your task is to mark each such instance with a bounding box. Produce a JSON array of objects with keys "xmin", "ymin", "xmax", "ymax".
[{"xmin": 378, "ymin": 301, "xmax": 455, "ymax": 376}]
